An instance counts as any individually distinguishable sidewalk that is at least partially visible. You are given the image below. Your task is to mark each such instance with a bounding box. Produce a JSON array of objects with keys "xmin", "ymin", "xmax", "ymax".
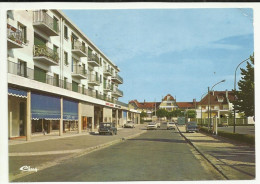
[
  {"xmin": 177, "ymin": 125, "xmax": 255, "ymax": 180},
  {"xmin": 9, "ymin": 124, "xmax": 147, "ymax": 181}
]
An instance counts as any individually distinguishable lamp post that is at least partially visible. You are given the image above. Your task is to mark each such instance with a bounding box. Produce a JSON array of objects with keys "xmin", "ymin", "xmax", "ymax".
[
  {"xmin": 209, "ymin": 80, "xmax": 226, "ymax": 130},
  {"xmin": 233, "ymin": 58, "xmax": 250, "ymax": 133},
  {"xmin": 200, "ymin": 92, "xmax": 207, "ymax": 126}
]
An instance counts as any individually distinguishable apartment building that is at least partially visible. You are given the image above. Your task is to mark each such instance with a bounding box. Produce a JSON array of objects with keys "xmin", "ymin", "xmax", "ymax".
[{"xmin": 7, "ymin": 10, "xmax": 139, "ymax": 140}]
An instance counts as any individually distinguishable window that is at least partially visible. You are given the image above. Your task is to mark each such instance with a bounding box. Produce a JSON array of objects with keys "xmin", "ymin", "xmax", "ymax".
[
  {"xmin": 100, "ymin": 74, "xmax": 102, "ymax": 83},
  {"xmin": 17, "ymin": 60, "xmax": 27, "ymax": 77},
  {"xmin": 53, "ymin": 17, "xmax": 58, "ymax": 32},
  {"xmin": 82, "ymin": 42, "xmax": 86, "ymax": 51},
  {"xmin": 88, "ymin": 47, "xmax": 93, "ymax": 57},
  {"xmin": 83, "ymin": 63, "xmax": 86, "ymax": 74},
  {"xmin": 72, "ymin": 81, "xmax": 78, "ymax": 92},
  {"xmin": 64, "ymin": 25, "xmax": 68, "ymax": 39},
  {"xmin": 34, "ymin": 67, "xmax": 46, "ymax": 83},
  {"xmin": 18, "ymin": 23, "xmax": 27, "ymax": 43},
  {"xmin": 53, "ymin": 45, "xmax": 58, "ymax": 53},
  {"xmin": 54, "ymin": 74, "xmax": 59, "ymax": 87},
  {"xmin": 34, "ymin": 34, "xmax": 46, "ymax": 45},
  {"xmin": 71, "ymin": 57, "xmax": 74, "ymax": 72},
  {"xmin": 82, "ymin": 85, "xmax": 85, "ymax": 94},
  {"xmin": 64, "ymin": 51, "xmax": 68, "ymax": 65},
  {"xmin": 71, "ymin": 33, "xmax": 78, "ymax": 49},
  {"xmin": 64, "ymin": 77, "xmax": 67, "ymax": 89}
]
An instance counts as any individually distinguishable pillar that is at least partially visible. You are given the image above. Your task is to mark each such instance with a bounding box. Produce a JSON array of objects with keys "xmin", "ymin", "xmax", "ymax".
[
  {"xmin": 116, "ymin": 109, "xmax": 118, "ymax": 128},
  {"xmin": 78, "ymin": 102, "xmax": 82, "ymax": 134},
  {"xmin": 26, "ymin": 91, "xmax": 31, "ymax": 141},
  {"xmin": 138, "ymin": 114, "xmax": 140, "ymax": 124},
  {"xmin": 126, "ymin": 111, "xmax": 129, "ymax": 121},
  {"xmin": 59, "ymin": 97, "xmax": 63, "ymax": 136},
  {"xmin": 91, "ymin": 116, "xmax": 94, "ymax": 132}
]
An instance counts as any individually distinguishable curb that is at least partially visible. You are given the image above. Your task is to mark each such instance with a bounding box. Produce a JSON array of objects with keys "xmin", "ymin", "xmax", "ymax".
[
  {"xmin": 176, "ymin": 125, "xmax": 229, "ymax": 180},
  {"xmin": 10, "ymin": 129, "xmax": 147, "ymax": 181}
]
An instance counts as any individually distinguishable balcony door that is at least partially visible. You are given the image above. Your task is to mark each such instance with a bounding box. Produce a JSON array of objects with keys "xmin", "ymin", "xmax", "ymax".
[
  {"xmin": 34, "ymin": 66, "xmax": 46, "ymax": 83},
  {"xmin": 34, "ymin": 34, "xmax": 46, "ymax": 46}
]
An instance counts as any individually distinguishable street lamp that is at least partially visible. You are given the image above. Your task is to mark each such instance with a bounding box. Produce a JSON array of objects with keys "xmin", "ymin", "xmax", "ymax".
[
  {"xmin": 233, "ymin": 58, "xmax": 250, "ymax": 133},
  {"xmin": 208, "ymin": 80, "xmax": 226, "ymax": 130},
  {"xmin": 200, "ymin": 92, "xmax": 207, "ymax": 126}
]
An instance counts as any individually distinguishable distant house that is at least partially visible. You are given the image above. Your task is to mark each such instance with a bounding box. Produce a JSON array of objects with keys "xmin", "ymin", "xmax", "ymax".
[
  {"xmin": 159, "ymin": 94, "xmax": 178, "ymax": 111},
  {"xmin": 196, "ymin": 90, "xmax": 235, "ymax": 119},
  {"xmin": 128, "ymin": 100, "xmax": 160, "ymax": 119},
  {"xmin": 176, "ymin": 99, "xmax": 197, "ymax": 110}
]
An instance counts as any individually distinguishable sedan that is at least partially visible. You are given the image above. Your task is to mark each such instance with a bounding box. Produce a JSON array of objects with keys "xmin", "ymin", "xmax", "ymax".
[
  {"xmin": 147, "ymin": 122, "xmax": 158, "ymax": 130},
  {"xmin": 124, "ymin": 121, "xmax": 135, "ymax": 128}
]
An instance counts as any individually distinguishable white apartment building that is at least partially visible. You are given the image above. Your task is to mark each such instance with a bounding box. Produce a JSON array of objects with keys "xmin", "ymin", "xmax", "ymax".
[{"xmin": 7, "ymin": 9, "xmax": 140, "ymax": 140}]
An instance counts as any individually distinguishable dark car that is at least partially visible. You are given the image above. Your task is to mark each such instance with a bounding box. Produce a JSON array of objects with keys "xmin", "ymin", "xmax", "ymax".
[
  {"xmin": 185, "ymin": 121, "xmax": 198, "ymax": 133},
  {"xmin": 98, "ymin": 122, "xmax": 117, "ymax": 135}
]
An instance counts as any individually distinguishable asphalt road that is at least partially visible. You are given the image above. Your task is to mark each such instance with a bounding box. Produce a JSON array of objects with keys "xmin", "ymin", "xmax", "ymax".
[{"xmin": 14, "ymin": 123, "xmax": 224, "ymax": 182}]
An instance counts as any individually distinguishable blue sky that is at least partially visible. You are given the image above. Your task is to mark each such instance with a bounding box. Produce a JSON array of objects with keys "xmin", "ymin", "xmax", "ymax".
[{"xmin": 63, "ymin": 8, "xmax": 254, "ymax": 103}]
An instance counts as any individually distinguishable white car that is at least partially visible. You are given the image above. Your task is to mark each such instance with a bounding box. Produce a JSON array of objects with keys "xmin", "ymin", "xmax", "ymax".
[
  {"xmin": 124, "ymin": 121, "xmax": 135, "ymax": 128},
  {"xmin": 147, "ymin": 122, "xmax": 158, "ymax": 130},
  {"xmin": 156, "ymin": 122, "xmax": 161, "ymax": 128},
  {"xmin": 167, "ymin": 122, "xmax": 175, "ymax": 130}
]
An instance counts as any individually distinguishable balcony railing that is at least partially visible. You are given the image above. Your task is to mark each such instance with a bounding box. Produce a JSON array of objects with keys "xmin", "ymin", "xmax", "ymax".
[
  {"xmin": 33, "ymin": 10, "xmax": 59, "ymax": 36},
  {"xmin": 33, "ymin": 45, "xmax": 59, "ymax": 65},
  {"xmin": 103, "ymin": 83, "xmax": 112, "ymax": 91},
  {"xmin": 88, "ymin": 74, "xmax": 100, "ymax": 85},
  {"xmin": 8, "ymin": 61, "xmax": 116, "ymax": 102},
  {"xmin": 112, "ymin": 74, "xmax": 123, "ymax": 84},
  {"xmin": 72, "ymin": 65, "xmax": 88, "ymax": 79},
  {"xmin": 72, "ymin": 40, "xmax": 87, "ymax": 57},
  {"xmin": 112, "ymin": 88, "xmax": 123, "ymax": 97},
  {"xmin": 7, "ymin": 24, "xmax": 25, "ymax": 49},
  {"xmin": 103, "ymin": 66, "xmax": 112, "ymax": 76},
  {"xmin": 116, "ymin": 89, "xmax": 123, "ymax": 96},
  {"xmin": 87, "ymin": 54, "xmax": 99, "ymax": 66}
]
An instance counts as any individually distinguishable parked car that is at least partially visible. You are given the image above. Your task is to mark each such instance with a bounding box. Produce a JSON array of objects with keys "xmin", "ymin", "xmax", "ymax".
[
  {"xmin": 98, "ymin": 122, "xmax": 117, "ymax": 135},
  {"xmin": 185, "ymin": 121, "xmax": 198, "ymax": 133},
  {"xmin": 156, "ymin": 122, "xmax": 161, "ymax": 128},
  {"xmin": 167, "ymin": 122, "xmax": 175, "ymax": 130},
  {"xmin": 147, "ymin": 122, "xmax": 158, "ymax": 130},
  {"xmin": 124, "ymin": 121, "xmax": 135, "ymax": 128}
]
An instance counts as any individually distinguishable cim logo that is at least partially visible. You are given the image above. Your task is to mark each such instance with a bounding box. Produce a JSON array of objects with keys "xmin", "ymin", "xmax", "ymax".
[{"xmin": 20, "ymin": 165, "xmax": 38, "ymax": 172}]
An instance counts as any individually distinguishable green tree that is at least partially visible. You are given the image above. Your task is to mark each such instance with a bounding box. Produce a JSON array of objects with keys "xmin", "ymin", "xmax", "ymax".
[
  {"xmin": 140, "ymin": 111, "xmax": 147, "ymax": 118},
  {"xmin": 233, "ymin": 54, "xmax": 254, "ymax": 117},
  {"xmin": 186, "ymin": 110, "xmax": 197, "ymax": 118},
  {"xmin": 154, "ymin": 108, "xmax": 168, "ymax": 118}
]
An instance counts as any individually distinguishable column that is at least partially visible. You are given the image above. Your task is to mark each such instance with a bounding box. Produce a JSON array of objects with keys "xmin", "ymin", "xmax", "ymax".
[
  {"xmin": 126, "ymin": 111, "xmax": 129, "ymax": 121},
  {"xmin": 115, "ymin": 109, "xmax": 118, "ymax": 128},
  {"xmin": 91, "ymin": 117, "xmax": 94, "ymax": 132},
  {"xmin": 59, "ymin": 97, "xmax": 63, "ymax": 136},
  {"xmin": 138, "ymin": 114, "xmax": 140, "ymax": 124},
  {"xmin": 26, "ymin": 91, "xmax": 31, "ymax": 141},
  {"xmin": 78, "ymin": 102, "xmax": 82, "ymax": 134}
]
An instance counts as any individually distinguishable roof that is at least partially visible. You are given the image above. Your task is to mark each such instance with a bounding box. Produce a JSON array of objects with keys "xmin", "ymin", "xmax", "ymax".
[
  {"xmin": 198, "ymin": 91, "xmax": 234, "ymax": 105},
  {"xmin": 129, "ymin": 100, "xmax": 160, "ymax": 109},
  {"xmin": 162, "ymin": 94, "xmax": 175, "ymax": 101},
  {"xmin": 177, "ymin": 102, "xmax": 195, "ymax": 108}
]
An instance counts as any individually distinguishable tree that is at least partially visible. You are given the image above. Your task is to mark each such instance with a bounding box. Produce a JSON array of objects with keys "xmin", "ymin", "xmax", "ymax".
[
  {"xmin": 233, "ymin": 54, "xmax": 254, "ymax": 117},
  {"xmin": 154, "ymin": 108, "xmax": 168, "ymax": 118},
  {"xmin": 186, "ymin": 110, "xmax": 197, "ymax": 118},
  {"xmin": 140, "ymin": 111, "xmax": 147, "ymax": 118}
]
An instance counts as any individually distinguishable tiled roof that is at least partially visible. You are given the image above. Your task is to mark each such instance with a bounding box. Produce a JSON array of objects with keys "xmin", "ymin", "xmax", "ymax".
[
  {"xmin": 177, "ymin": 102, "xmax": 195, "ymax": 108},
  {"xmin": 162, "ymin": 94, "xmax": 175, "ymax": 101},
  {"xmin": 198, "ymin": 91, "xmax": 234, "ymax": 105},
  {"xmin": 129, "ymin": 100, "xmax": 160, "ymax": 109}
]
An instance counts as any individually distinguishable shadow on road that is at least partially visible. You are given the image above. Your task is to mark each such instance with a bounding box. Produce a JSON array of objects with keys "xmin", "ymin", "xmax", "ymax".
[{"xmin": 128, "ymin": 138, "xmax": 186, "ymax": 143}]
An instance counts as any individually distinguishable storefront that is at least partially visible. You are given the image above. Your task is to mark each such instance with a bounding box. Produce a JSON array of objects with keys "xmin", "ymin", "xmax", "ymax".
[
  {"xmin": 8, "ymin": 87, "xmax": 27, "ymax": 138},
  {"xmin": 31, "ymin": 92, "xmax": 61, "ymax": 134},
  {"xmin": 63, "ymin": 98, "xmax": 78, "ymax": 132},
  {"xmin": 81, "ymin": 102, "xmax": 94, "ymax": 131}
]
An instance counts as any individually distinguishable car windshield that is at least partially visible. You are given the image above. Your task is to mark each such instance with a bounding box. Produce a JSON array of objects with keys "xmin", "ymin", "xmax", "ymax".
[
  {"xmin": 169, "ymin": 122, "xmax": 174, "ymax": 125},
  {"xmin": 127, "ymin": 121, "xmax": 133, "ymax": 124},
  {"xmin": 149, "ymin": 122, "xmax": 156, "ymax": 125},
  {"xmin": 100, "ymin": 123, "xmax": 111, "ymax": 128}
]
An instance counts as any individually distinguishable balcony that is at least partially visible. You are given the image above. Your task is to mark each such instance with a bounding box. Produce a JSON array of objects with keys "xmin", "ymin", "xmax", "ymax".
[
  {"xmin": 88, "ymin": 74, "xmax": 100, "ymax": 86},
  {"xmin": 33, "ymin": 10, "xmax": 59, "ymax": 36},
  {"xmin": 103, "ymin": 96, "xmax": 112, "ymax": 103},
  {"xmin": 103, "ymin": 66, "xmax": 112, "ymax": 76},
  {"xmin": 33, "ymin": 45, "xmax": 59, "ymax": 66},
  {"xmin": 72, "ymin": 40, "xmax": 88, "ymax": 57},
  {"xmin": 87, "ymin": 54, "xmax": 99, "ymax": 67},
  {"xmin": 112, "ymin": 74, "xmax": 123, "ymax": 84},
  {"xmin": 7, "ymin": 24, "xmax": 24, "ymax": 49},
  {"xmin": 71, "ymin": 65, "xmax": 87, "ymax": 79},
  {"xmin": 103, "ymin": 83, "xmax": 112, "ymax": 92},
  {"xmin": 112, "ymin": 88, "xmax": 123, "ymax": 97}
]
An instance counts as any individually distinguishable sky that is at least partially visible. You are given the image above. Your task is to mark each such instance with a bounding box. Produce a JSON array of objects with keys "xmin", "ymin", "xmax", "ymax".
[{"xmin": 63, "ymin": 8, "xmax": 254, "ymax": 103}]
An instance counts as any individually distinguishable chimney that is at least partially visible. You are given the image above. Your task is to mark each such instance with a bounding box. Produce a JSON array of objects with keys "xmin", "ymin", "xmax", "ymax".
[{"xmin": 226, "ymin": 89, "xmax": 228, "ymax": 98}]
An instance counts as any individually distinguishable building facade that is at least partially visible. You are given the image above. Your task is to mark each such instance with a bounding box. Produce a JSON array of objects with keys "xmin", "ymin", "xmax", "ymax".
[{"xmin": 7, "ymin": 10, "xmax": 140, "ymax": 140}]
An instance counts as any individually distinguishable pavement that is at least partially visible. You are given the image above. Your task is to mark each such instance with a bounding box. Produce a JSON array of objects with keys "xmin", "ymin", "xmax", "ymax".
[
  {"xmin": 9, "ymin": 124, "xmax": 147, "ymax": 181},
  {"xmin": 177, "ymin": 125, "xmax": 255, "ymax": 180}
]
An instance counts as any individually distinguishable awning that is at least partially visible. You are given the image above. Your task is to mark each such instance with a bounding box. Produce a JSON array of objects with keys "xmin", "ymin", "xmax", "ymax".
[
  {"xmin": 31, "ymin": 93, "xmax": 61, "ymax": 120},
  {"xmin": 8, "ymin": 88, "xmax": 27, "ymax": 98},
  {"xmin": 63, "ymin": 99, "xmax": 78, "ymax": 121}
]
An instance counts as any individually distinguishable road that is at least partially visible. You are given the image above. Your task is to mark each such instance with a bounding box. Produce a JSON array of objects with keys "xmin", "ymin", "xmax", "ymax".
[
  {"xmin": 218, "ymin": 125, "xmax": 255, "ymax": 135},
  {"xmin": 14, "ymin": 123, "xmax": 224, "ymax": 182}
]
